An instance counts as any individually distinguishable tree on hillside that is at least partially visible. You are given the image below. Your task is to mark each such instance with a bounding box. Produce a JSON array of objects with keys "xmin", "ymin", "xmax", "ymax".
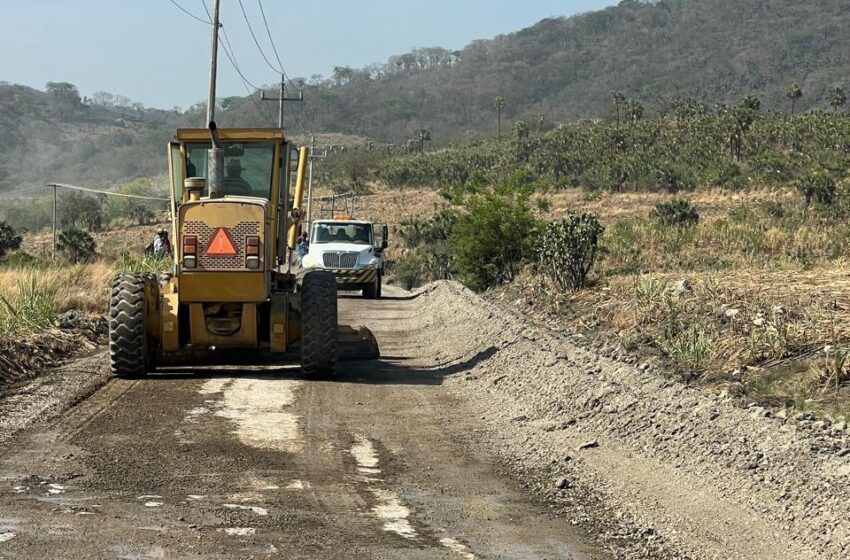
[
  {"xmin": 414, "ymin": 129, "xmax": 432, "ymax": 152},
  {"xmin": 107, "ymin": 179, "xmax": 167, "ymax": 226},
  {"xmin": 46, "ymin": 81, "xmax": 82, "ymax": 117},
  {"xmin": 611, "ymin": 91, "xmax": 626, "ymax": 128},
  {"xmin": 495, "ymin": 96, "xmax": 506, "ymax": 141},
  {"xmin": 57, "ymin": 227, "xmax": 96, "ymax": 263},
  {"xmin": 0, "ymin": 222, "xmax": 22, "ymax": 257},
  {"xmin": 536, "ymin": 114, "xmax": 547, "ymax": 133},
  {"xmin": 624, "ymin": 99, "xmax": 644, "ymax": 125},
  {"xmin": 46, "ymin": 82, "xmax": 81, "ymax": 106},
  {"xmin": 58, "ymin": 191, "xmax": 105, "ymax": 232},
  {"xmin": 513, "ymin": 120, "xmax": 530, "ymax": 139},
  {"xmin": 829, "ymin": 87, "xmax": 846, "ymax": 112},
  {"xmin": 786, "ymin": 83, "xmax": 803, "ymax": 116}
]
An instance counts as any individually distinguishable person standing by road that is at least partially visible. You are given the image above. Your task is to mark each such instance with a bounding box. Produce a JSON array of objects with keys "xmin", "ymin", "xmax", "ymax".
[{"xmin": 152, "ymin": 229, "xmax": 173, "ymax": 259}]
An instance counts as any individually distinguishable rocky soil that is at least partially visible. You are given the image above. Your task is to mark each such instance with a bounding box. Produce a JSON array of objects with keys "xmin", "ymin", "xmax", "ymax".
[
  {"xmin": 413, "ymin": 281, "xmax": 850, "ymax": 560},
  {"xmin": 0, "ymin": 311, "xmax": 106, "ymax": 388}
]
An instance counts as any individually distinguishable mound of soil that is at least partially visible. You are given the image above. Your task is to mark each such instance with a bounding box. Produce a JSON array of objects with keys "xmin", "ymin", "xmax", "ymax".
[{"xmin": 414, "ymin": 281, "xmax": 850, "ymax": 560}]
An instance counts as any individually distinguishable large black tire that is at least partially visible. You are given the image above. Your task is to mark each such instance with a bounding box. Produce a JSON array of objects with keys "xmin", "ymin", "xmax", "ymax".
[
  {"xmin": 109, "ymin": 273, "xmax": 153, "ymax": 379},
  {"xmin": 301, "ymin": 271, "xmax": 338, "ymax": 378},
  {"xmin": 376, "ymin": 270, "xmax": 383, "ymax": 299},
  {"xmin": 363, "ymin": 271, "xmax": 381, "ymax": 300}
]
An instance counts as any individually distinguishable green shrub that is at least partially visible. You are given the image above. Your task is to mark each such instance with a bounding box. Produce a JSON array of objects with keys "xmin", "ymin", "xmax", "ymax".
[
  {"xmin": 538, "ymin": 211, "xmax": 604, "ymax": 291},
  {"xmin": 57, "ymin": 227, "xmax": 96, "ymax": 263},
  {"xmin": 653, "ymin": 199, "xmax": 700, "ymax": 226},
  {"xmin": 706, "ymin": 161, "xmax": 745, "ymax": 189},
  {"xmin": 0, "ymin": 221, "xmax": 23, "ymax": 257},
  {"xmin": 398, "ymin": 210, "xmax": 457, "ymax": 247},
  {"xmin": 449, "ymin": 185, "xmax": 540, "ymax": 291},
  {"xmin": 392, "ymin": 252, "xmax": 425, "ymax": 290},
  {"xmin": 797, "ymin": 170, "xmax": 836, "ymax": 205},
  {"xmin": 0, "ymin": 251, "xmax": 40, "ymax": 268}
]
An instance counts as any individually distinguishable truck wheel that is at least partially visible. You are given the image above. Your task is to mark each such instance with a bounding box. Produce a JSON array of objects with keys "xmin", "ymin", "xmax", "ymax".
[
  {"xmin": 363, "ymin": 272, "xmax": 380, "ymax": 300},
  {"xmin": 109, "ymin": 273, "xmax": 154, "ymax": 379},
  {"xmin": 301, "ymin": 271, "xmax": 338, "ymax": 378},
  {"xmin": 376, "ymin": 270, "xmax": 383, "ymax": 299}
]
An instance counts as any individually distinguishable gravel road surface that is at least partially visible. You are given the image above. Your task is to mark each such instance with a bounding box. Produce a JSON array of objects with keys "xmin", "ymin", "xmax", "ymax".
[{"xmin": 0, "ymin": 287, "xmax": 603, "ymax": 560}]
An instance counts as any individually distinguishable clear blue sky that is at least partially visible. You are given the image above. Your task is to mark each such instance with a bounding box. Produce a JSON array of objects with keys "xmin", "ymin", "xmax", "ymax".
[{"xmin": 0, "ymin": 0, "xmax": 617, "ymax": 109}]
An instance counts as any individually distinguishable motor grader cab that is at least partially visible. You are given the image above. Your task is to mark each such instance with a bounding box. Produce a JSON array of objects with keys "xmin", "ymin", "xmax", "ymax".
[{"xmin": 107, "ymin": 127, "xmax": 378, "ymax": 379}]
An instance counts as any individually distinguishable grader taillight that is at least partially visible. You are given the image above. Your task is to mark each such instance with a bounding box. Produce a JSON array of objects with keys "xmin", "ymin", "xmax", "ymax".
[
  {"xmin": 246, "ymin": 235, "xmax": 260, "ymax": 269},
  {"xmin": 183, "ymin": 235, "xmax": 197, "ymax": 268}
]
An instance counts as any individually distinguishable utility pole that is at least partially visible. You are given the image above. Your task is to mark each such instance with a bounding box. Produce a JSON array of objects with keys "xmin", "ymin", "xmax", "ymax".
[
  {"xmin": 52, "ymin": 184, "xmax": 57, "ymax": 258},
  {"xmin": 206, "ymin": 0, "xmax": 224, "ymax": 198},
  {"xmin": 306, "ymin": 136, "xmax": 326, "ymax": 225},
  {"xmin": 206, "ymin": 0, "xmax": 221, "ymax": 127},
  {"xmin": 260, "ymin": 74, "xmax": 303, "ymax": 131}
]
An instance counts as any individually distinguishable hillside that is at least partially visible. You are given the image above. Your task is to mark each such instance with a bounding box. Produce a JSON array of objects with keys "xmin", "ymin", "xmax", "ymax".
[
  {"xmin": 280, "ymin": 0, "xmax": 850, "ymax": 142},
  {"xmin": 3, "ymin": 0, "xmax": 850, "ymax": 192},
  {"xmin": 0, "ymin": 83, "xmax": 185, "ymax": 193}
]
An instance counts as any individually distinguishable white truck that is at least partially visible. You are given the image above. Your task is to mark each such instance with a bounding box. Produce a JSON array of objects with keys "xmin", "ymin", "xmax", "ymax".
[{"xmin": 300, "ymin": 218, "xmax": 388, "ymax": 299}]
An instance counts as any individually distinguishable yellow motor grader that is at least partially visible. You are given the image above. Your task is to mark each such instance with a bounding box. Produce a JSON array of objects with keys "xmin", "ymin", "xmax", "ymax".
[{"xmin": 108, "ymin": 126, "xmax": 377, "ymax": 378}]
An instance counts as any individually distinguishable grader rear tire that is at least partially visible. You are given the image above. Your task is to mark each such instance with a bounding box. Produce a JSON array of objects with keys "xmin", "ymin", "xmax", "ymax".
[
  {"xmin": 109, "ymin": 273, "xmax": 154, "ymax": 379},
  {"xmin": 301, "ymin": 271, "xmax": 338, "ymax": 378}
]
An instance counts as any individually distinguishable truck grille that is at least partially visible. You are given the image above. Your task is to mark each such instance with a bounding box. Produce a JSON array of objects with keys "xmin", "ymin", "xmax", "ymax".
[
  {"xmin": 323, "ymin": 252, "xmax": 358, "ymax": 269},
  {"xmin": 183, "ymin": 220, "xmax": 261, "ymax": 270}
]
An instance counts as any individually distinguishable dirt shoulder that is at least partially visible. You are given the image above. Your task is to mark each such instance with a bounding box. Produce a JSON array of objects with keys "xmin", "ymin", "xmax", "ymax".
[{"xmin": 414, "ymin": 281, "xmax": 849, "ymax": 560}]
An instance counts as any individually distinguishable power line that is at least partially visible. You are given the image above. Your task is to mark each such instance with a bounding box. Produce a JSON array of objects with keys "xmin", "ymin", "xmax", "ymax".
[
  {"xmin": 237, "ymin": 0, "xmax": 283, "ymax": 74},
  {"xmin": 168, "ymin": 0, "xmax": 212, "ymax": 24},
  {"xmin": 0, "ymin": 186, "xmax": 49, "ymax": 200},
  {"xmin": 256, "ymin": 0, "xmax": 285, "ymax": 73},
  {"xmin": 199, "ymin": 0, "xmax": 276, "ymax": 125},
  {"xmin": 47, "ymin": 183, "xmax": 169, "ymax": 201}
]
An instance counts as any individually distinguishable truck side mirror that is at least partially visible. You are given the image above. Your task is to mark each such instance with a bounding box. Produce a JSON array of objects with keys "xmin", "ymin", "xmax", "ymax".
[{"xmin": 382, "ymin": 224, "xmax": 389, "ymax": 249}]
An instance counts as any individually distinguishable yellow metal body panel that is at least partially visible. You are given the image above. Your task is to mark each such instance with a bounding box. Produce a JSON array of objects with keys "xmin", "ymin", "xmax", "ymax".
[
  {"xmin": 178, "ymin": 201, "xmax": 269, "ymax": 302},
  {"xmin": 176, "ymin": 128, "xmax": 284, "ymax": 142},
  {"xmin": 160, "ymin": 291, "xmax": 180, "ymax": 352},
  {"xmin": 180, "ymin": 273, "xmax": 266, "ymax": 303},
  {"xmin": 189, "ymin": 303, "xmax": 258, "ymax": 348}
]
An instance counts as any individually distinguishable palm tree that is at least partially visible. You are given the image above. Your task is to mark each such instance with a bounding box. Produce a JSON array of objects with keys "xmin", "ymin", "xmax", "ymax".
[
  {"xmin": 624, "ymin": 99, "xmax": 644, "ymax": 125},
  {"xmin": 611, "ymin": 91, "xmax": 626, "ymax": 128},
  {"xmin": 786, "ymin": 83, "xmax": 803, "ymax": 116},
  {"xmin": 828, "ymin": 87, "xmax": 846, "ymax": 112},
  {"xmin": 414, "ymin": 128, "xmax": 431, "ymax": 152},
  {"xmin": 494, "ymin": 96, "xmax": 505, "ymax": 140}
]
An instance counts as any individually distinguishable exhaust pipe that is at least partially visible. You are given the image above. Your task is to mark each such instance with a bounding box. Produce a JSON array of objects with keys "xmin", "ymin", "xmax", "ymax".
[{"xmin": 208, "ymin": 121, "xmax": 223, "ymax": 199}]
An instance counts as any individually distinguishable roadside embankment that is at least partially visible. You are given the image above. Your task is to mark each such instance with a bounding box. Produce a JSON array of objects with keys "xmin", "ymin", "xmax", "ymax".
[{"xmin": 413, "ymin": 281, "xmax": 849, "ymax": 560}]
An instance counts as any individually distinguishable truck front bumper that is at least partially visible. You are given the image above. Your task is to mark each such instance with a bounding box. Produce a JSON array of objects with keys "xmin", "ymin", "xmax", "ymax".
[{"xmin": 328, "ymin": 268, "xmax": 378, "ymax": 286}]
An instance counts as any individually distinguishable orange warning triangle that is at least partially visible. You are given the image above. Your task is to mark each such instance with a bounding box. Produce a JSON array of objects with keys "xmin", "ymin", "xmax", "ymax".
[{"xmin": 206, "ymin": 227, "xmax": 238, "ymax": 257}]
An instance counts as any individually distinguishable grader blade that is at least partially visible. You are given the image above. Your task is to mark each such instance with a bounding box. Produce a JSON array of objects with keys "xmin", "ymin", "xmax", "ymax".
[{"xmin": 338, "ymin": 325, "xmax": 380, "ymax": 360}]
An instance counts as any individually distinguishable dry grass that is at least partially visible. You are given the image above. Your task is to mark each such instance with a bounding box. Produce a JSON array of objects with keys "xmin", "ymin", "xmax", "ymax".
[
  {"xmin": 546, "ymin": 187, "xmax": 796, "ymax": 221},
  {"xmin": 0, "ymin": 261, "xmax": 115, "ymax": 318}
]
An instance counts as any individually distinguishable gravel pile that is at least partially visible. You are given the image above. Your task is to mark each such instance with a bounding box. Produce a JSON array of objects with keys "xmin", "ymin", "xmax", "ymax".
[{"xmin": 415, "ymin": 281, "xmax": 849, "ymax": 560}]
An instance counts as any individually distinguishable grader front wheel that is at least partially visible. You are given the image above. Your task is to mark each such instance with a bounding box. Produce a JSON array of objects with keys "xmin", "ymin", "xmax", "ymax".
[
  {"xmin": 109, "ymin": 273, "xmax": 156, "ymax": 379},
  {"xmin": 300, "ymin": 271, "xmax": 338, "ymax": 378}
]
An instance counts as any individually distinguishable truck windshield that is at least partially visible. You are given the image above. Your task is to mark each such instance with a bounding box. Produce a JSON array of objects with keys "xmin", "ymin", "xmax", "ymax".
[
  {"xmin": 185, "ymin": 142, "xmax": 275, "ymax": 199},
  {"xmin": 312, "ymin": 223, "xmax": 372, "ymax": 245}
]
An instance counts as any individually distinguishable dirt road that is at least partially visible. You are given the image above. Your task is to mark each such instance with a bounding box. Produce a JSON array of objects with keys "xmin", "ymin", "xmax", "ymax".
[{"xmin": 0, "ymin": 288, "xmax": 603, "ymax": 560}]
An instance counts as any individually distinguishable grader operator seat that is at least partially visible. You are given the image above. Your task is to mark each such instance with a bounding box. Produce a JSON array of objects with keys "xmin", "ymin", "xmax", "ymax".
[
  {"xmin": 106, "ymin": 128, "xmax": 378, "ymax": 381},
  {"xmin": 222, "ymin": 158, "xmax": 253, "ymax": 196}
]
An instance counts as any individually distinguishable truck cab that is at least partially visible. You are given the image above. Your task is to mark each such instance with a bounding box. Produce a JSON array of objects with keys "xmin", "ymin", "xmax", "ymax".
[{"xmin": 300, "ymin": 218, "xmax": 388, "ymax": 299}]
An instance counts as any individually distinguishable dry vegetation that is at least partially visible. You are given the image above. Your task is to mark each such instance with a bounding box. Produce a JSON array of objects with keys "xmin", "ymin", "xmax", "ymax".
[{"xmin": 492, "ymin": 187, "xmax": 850, "ymax": 419}]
